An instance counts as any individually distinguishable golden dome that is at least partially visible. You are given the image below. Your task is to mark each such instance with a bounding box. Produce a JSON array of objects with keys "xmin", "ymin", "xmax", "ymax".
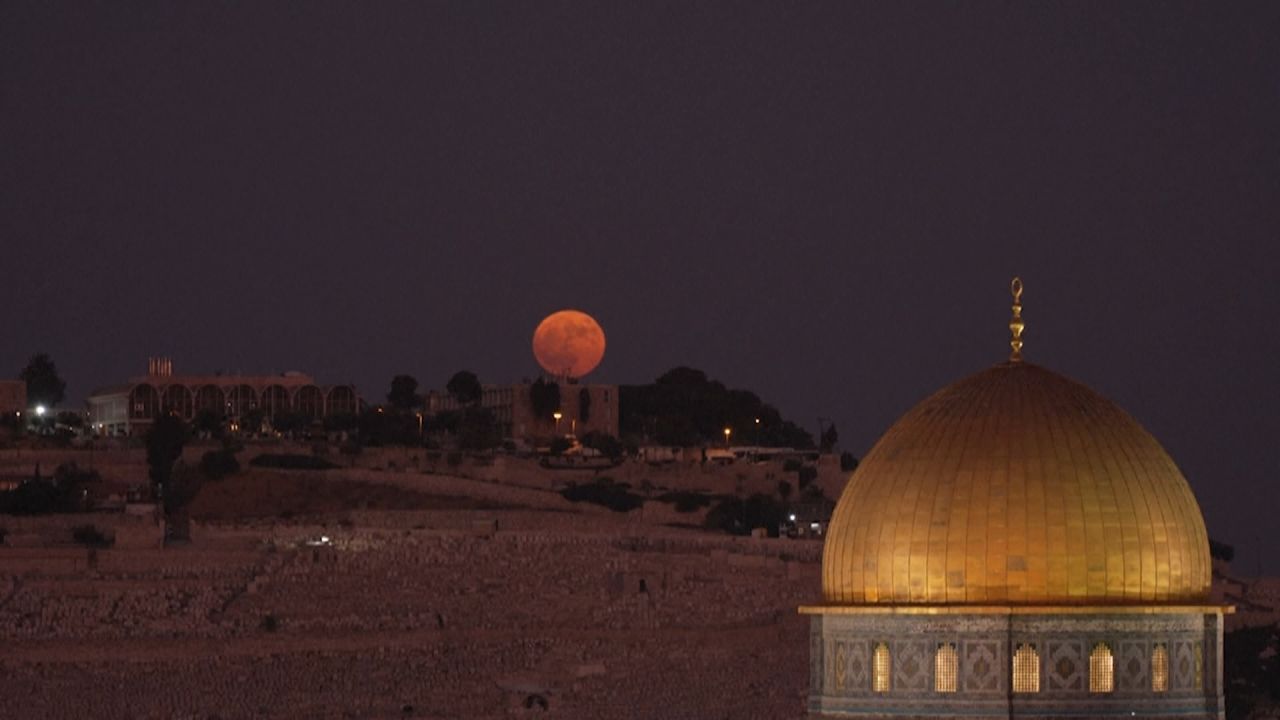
[{"xmin": 823, "ymin": 361, "xmax": 1211, "ymax": 606}]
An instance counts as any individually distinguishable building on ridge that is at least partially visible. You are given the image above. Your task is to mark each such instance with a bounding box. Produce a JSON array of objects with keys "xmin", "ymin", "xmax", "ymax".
[
  {"xmin": 0, "ymin": 380, "xmax": 26, "ymax": 418},
  {"xmin": 86, "ymin": 357, "xmax": 359, "ymax": 436},
  {"xmin": 425, "ymin": 380, "xmax": 618, "ymax": 441}
]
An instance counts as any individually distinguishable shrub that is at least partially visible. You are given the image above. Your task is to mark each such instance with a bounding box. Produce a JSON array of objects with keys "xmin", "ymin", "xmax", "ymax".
[
  {"xmin": 797, "ymin": 465, "xmax": 818, "ymax": 489},
  {"xmin": 200, "ymin": 448, "xmax": 240, "ymax": 480},
  {"xmin": 248, "ymin": 454, "xmax": 339, "ymax": 471},
  {"xmin": 581, "ymin": 432, "xmax": 625, "ymax": 460},
  {"xmin": 655, "ymin": 490, "xmax": 714, "ymax": 513},
  {"xmin": 704, "ymin": 494, "xmax": 786, "ymax": 537},
  {"xmin": 71, "ymin": 524, "xmax": 113, "ymax": 548},
  {"xmin": 560, "ymin": 477, "xmax": 644, "ymax": 513},
  {"xmin": 840, "ymin": 452, "xmax": 858, "ymax": 472},
  {"xmin": 782, "ymin": 458, "xmax": 803, "ymax": 473}
]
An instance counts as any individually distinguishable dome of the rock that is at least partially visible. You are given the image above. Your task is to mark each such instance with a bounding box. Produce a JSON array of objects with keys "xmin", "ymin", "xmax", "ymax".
[
  {"xmin": 821, "ymin": 361, "xmax": 1211, "ymax": 606},
  {"xmin": 802, "ymin": 279, "xmax": 1227, "ymax": 719}
]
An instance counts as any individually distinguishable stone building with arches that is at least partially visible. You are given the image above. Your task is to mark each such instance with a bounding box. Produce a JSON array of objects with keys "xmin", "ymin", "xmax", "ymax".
[
  {"xmin": 802, "ymin": 281, "xmax": 1229, "ymax": 719},
  {"xmin": 86, "ymin": 357, "xmax": 359, "ymax": 436}
]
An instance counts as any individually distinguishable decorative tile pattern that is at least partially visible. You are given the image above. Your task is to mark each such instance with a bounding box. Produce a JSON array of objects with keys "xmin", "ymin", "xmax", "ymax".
[
  {"xmin": 1173, "ymin": 641, "xmax": 1196, "ymax": 690},
  {"xmin": 894, "ymin": 640, "xmax": 931, "ymax": 691},
  {"xmin": 1047, "ymin": 640, "xmax": 1084, "ymax": 692},
  {"xmin": 964, "ymin": 640, "xmax": 1001, "ymax": 692},
  {"xmin": 1118, "ymin": 641, "xmax": 1148, "ymax": 691}
]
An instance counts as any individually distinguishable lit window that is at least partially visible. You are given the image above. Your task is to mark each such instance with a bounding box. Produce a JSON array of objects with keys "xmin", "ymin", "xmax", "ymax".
[
  {"xmin": 873, "ymin": 642, "xmax": 891, "ymax": 693},
  {"xmin": 1090, "ymin": 642, "xmax": 1114, "ymax": 693},
  {"xmin": 934, "ymin": 643, "xmax": 958, "ymax": 693},
  {"xmin": 1152, "ymin": 643, "xmax": 1168, "ymax": 692},
  {"xmin": 1013, "ymin": 643, "xmax": 1040, "ymax": 693}
]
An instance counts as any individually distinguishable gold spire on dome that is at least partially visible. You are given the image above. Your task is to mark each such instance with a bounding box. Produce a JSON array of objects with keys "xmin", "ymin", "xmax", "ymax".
[{"xmin": 1009, "ymin": 276, "xmax": 1025, "ymax": 362}]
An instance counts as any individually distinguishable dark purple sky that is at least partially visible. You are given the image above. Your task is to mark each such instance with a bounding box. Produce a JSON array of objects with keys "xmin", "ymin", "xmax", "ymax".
[{"xmin": 2, "ymin": 3, "xmax": 1277, "ymax": 572}]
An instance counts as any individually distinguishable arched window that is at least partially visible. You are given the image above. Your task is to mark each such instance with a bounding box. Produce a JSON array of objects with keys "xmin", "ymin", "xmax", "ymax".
[
  {"xmin": 873, "ymin": 642, "xmax": 891, "ymax": 693},
  {"xmin": 1090, "ymin": 642, "xmax": 1114, "ymax": 693},
  {"xmin": 934, "ymin": 643, "xmax": 958, "ymax": 693},
  {"xmin": 1152, "ymin": 643, "xmax": 1169, "ymax": 692},
  {"xmin": 1013, "ymin": 643, "xmax": 1040, "ymax": 693}
]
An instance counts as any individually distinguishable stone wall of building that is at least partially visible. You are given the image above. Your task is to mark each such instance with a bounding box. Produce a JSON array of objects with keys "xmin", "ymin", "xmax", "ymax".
[{"xmin": 809, "ymin": 611, "xmax": 1225, "ymax": 719}]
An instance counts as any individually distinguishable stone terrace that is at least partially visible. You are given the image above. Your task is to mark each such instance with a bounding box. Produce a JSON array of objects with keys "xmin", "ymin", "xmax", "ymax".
[{"xmin": 0, "ymin": 506, "xmax": 820, "ymax": 719}]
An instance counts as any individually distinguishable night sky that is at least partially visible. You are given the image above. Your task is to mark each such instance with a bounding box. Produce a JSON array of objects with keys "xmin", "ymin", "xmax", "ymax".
[{"xmin": 2, "ymin": 3, "xmax": 1277, "ymax": 571}]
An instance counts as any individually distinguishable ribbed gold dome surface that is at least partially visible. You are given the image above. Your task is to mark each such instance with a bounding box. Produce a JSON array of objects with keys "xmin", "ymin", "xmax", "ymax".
[{"xmin": 823, "ymin": 362, "xmax": 1211, "ymax": 605}]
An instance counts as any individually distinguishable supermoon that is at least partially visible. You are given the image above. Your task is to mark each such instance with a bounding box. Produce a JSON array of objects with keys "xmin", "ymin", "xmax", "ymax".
[{"xmin": 532, "ymin": 309, "xmax": 606, "ymax": 378}]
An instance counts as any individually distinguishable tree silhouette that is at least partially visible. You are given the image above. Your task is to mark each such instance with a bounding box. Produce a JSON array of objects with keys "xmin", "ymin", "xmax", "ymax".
[
  {"xmin": 387, "ymin": 375, "xmax": 422, "ymax": 411},
  {"xmin": 20, "ymin": 353, "xmax": 66, "ymax": 407},
  {"xmin": 146, "ymin": 414, "xmax": 187, "ymax": 494},
  {"xmin": 820, "ymin": 423, "xmax": 839, "ymax": 453},
  {"xmin": 446, "ymin": 371, "xmax": 482, "ymax": 406},
  {"xmin": 530, "ymin": 378, "xmax": 560, "ymax": 421}
]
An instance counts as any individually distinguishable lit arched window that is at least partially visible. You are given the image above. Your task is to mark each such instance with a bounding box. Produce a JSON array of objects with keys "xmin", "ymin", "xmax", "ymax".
[
  {"xmin": 1090, "ymin": 642, "xmax": 1114, "ymax": 693},
  {"xmin": 1012, "ymin": 643, "xmax": 1040, "ymax": 693},
  {"xmin": 873, "ymin": 642, "xmax": 891, "ymax": 693},
  {"xmin": 934, "ymin": 643, "xmax": 958, "ymax": 693},
  {"xmin": 1152, "ymin": 643, "xmax": 1169, "ymax": 692}
]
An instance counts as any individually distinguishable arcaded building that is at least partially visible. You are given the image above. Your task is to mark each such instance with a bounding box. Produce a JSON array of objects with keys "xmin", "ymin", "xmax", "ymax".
[
  {"xmin": 802, "ymin": 280, "xmax": 1227, "ymax": 719},
  {"xmin": 86, "ymin": 358, "xmax": 359, "ymax": 436}
]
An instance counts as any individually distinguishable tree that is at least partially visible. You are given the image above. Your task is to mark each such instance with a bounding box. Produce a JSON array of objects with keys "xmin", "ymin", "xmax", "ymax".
[
  {"xmin": 146, "ymin": 414, "xmax": 191, "ymax": 542},
  {"xmin": 457, "ymin": 407, "xmax": 500, "ymax": 451},
  {"xmin": 387, "ymin": 375, "xmax": 422, "ymax": 411},
  {"xmin": 193, "ymin": 409, "xmax": 225, "ymax": 439},
  {"xmin": 820, "ymin": 423, "xmax": 839, "ymax": 453},
  {"xmin": 270, "ymin": 410, "xmax": 311, "ymax": 436},
  {"xmin": 777, "ymin": 480, "xmax": 793, "ymax": 503},
  {"xmin": 578, "ymin": 387, "xmax": 592, "ymax": 424},
  {"xmin": 446, "ymin": 371, "xmax": 482, "ymax": 406},
  {"xmin": 239, "ymin": 408, "xmax": 265, "ymax": 437},
  {"xmin": 146, "ymin": 415, "xmax": 188, "ymax": 494},
  {"xmin": 840, "ymin": 451, "xmax": 859, "ymax": 473},
  {"xmin": 530, "ymin": 378, "xmax": 561, "ymax": 421},
  {"xmin": 20, "ymin": 353, "xmax": 66, "ymax": 407},
  {"xmin": 549, "ymin": 436, "xmax": 573, "ymax": 455},
  {"xmin": 582, "ymin": 431, "xmax": 624, "ymax": 460},
  {"xmin": 1210, "ymin": 539, "xmax": 1235, "ymax": 563}
]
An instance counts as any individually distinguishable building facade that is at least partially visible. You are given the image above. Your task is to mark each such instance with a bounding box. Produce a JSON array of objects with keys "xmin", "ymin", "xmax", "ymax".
[
  {"xmin": 426, "ymin": 381, "xmax": 619, "ymax": 441},
  {"xmin": 0, "ymin": 380, "xmax": 26, "ymax": 418},
  {"xmin": 803, "ymin": 282, "xmax": 1227, "ymax": 719},
  {"xmin": 86, "ymin": 358, "xmax": 359, "ymax": 436}
]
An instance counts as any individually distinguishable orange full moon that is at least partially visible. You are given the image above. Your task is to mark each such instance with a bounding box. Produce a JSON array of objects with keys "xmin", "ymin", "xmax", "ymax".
[{"xmin": 532, "ymin": 309, "xmax": 606, "ymax": 378}]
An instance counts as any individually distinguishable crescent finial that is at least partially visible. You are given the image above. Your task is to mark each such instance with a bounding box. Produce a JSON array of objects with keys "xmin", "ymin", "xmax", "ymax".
[{"xmin": 1009, "ymin": 277, "xmax": 1025, "ymax": 362}]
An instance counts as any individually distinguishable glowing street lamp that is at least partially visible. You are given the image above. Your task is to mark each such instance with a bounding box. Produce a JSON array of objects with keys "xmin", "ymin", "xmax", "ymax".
[
  {"xmin": 723, "ymin": 426, "xmax": 732, "ymax": 447},
  {"xmin": 35, "ymin": 405, "xmax": 46, "ymax": 418},
  {"xmin": 553, "ymin": 410, "xmax": 563, "ymax": 434}
]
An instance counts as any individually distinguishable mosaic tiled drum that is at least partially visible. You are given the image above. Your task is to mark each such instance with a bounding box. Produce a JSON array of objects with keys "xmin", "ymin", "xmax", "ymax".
[{"xmin": 801, "ymin": 280, "xmax": 1228, "ymax": 719}]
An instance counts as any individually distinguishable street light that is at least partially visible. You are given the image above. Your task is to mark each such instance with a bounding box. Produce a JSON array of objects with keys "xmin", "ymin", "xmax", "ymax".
[
  {"xmin": 723, "ymin": 426, "xmax": 732, "ymax": 447},
  {"xmin": 35, "ymin": 405, "xmax": 46, "ymax": 417},
  {"xmin": 553, "ymin": 410, "xmax": 563, "ymax": 434}
]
